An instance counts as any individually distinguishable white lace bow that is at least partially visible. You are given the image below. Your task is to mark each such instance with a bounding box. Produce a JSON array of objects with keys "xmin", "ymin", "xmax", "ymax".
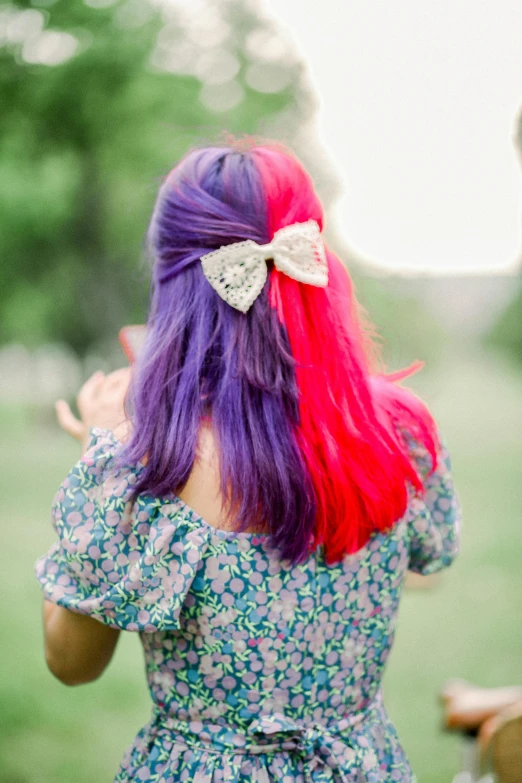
[{"xmin": 200, "ymin": 220, "xmax": 328, "ymax": 313}]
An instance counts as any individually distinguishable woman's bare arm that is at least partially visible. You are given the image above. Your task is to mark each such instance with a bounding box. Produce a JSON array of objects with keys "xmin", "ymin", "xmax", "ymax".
[
  {"xmin": 43, "ymin": 600, "xmax": 120, "ymax": 686},
  {"xmin": 43, "ymin": 368, "xmax": 131, "ymax": 686}
]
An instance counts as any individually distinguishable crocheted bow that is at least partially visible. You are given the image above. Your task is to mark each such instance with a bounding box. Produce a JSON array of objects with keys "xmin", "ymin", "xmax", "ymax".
[{"xmin": 200, "ymin": 220, "xmax": 328, "ymax": 313}]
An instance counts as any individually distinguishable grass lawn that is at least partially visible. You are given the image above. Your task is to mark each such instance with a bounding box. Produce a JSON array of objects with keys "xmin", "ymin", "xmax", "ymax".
[{"xmin": 1, "ymin": 346, "xmax": 521, "ymax": 783}]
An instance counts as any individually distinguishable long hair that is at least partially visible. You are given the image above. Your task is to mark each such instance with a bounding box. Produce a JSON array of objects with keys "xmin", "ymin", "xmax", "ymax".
[{"xmin": 122, "ymin": 142, "xmax": 438, "ymax": 564}]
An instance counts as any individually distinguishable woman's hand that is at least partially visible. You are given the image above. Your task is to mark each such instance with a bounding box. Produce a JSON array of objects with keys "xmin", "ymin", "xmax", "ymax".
[{"xmin": 55, "ymin": 368, "xmax": 131, "ymax": 453}]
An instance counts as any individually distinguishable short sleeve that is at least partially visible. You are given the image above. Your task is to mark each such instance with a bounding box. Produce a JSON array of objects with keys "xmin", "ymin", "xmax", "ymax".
[
  {"xmin": 35, "ymin": 428, "xmax": 210, "ymax": 632},
  {"xmin": 405, "ymin": 432, "xmax": 462, "ymax": 576}
]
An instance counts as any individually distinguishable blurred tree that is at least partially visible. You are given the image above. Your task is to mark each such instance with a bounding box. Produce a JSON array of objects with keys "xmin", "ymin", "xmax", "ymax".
[{"xmin": 0, "ymin": 0, "xmax": 311, "ymax": 352}]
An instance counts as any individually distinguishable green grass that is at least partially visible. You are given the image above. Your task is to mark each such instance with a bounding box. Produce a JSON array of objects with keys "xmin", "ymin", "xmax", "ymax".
[
  {"xmin": 1, "ymin": 346, "xmax": 521, "ymax": 782},
  {"xmin": 384, "ymin": 347, "xmax": 522, "ymax": 781},
  {"xmin": 0, "ymin": 411, "xmax": 151, "ymax": 783}
]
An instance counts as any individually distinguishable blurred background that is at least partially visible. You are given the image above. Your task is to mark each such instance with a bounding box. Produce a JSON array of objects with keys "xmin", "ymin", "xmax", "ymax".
[{"xmin": 0, "ymin": 1, "xmax": 521, "ymax": 781}]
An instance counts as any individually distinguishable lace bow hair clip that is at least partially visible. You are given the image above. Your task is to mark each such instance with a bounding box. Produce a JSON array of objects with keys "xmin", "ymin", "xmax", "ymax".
[{"xmin": 200, "ymin": 220, "xmax": 328, "ymax": 313}]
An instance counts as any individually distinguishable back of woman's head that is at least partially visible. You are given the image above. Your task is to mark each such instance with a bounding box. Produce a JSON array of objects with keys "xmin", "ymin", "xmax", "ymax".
[{"xmin": 124, "ymin": 141, "xmax": 438, "ymax": 564}]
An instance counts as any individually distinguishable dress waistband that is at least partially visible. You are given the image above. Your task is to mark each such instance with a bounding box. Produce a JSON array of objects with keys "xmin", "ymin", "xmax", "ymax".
[{"xmin": 151, "ymin": 691, "xmax": 383, "ymax": 782}]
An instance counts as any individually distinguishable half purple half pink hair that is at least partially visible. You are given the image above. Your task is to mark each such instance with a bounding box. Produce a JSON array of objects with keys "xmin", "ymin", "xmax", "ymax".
[{"xmin": 122, "ymin": 141, "xmax": 438, "ymax": 564}]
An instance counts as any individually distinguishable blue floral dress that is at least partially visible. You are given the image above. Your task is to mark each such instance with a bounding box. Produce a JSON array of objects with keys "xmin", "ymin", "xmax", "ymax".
[{"xmin": 35, "ymin": 428, "xmax": 460, "ymax": 783}]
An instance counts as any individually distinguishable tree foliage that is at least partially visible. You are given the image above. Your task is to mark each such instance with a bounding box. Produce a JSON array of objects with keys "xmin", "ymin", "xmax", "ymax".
[{"xmin": 0, "ymin": 0, "xmax": 309, "ymax": 352}]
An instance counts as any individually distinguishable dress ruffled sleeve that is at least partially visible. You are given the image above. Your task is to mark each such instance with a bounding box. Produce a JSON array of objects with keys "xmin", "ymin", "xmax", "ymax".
[
  {"xmin": 35, "ymin": 428, "xmax": 210, "ymax": 632},
  {"xmin": 405, "ymin": 432, "xmax": 462, "ymax": 576}
]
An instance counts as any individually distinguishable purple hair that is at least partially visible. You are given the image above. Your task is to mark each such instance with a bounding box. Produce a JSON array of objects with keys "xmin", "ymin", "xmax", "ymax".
[{"xmin": 123, "ymin": 148, "xmax": 316, "ymax": 562}]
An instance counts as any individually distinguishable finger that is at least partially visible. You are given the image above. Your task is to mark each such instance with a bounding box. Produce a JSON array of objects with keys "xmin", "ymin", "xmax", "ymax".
[
  {"xmin": 55, "ymin": 400, "xmax": 86, "ymax": 440},
  {"xmin": 105, "ymin": 367, "xmax": 132, "ymax": 389},
  {"xmin": 478, "ymin": 713, "xmax": 500, "ymax": 752},
  {"xmin": 77, "ymin": 371, "xmax": 105, "ymax": 406}
]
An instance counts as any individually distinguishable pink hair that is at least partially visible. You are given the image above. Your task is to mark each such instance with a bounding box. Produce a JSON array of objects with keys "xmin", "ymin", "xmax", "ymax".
[{"xmin": 252, "ymin": 145, "xmax": 439, "ymax": 563}]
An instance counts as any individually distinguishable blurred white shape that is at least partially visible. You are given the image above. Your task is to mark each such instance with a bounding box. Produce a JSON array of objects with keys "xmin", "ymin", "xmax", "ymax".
[
  {"xmin": 258, "ymin": 104, "xmax": 301, "ymax": 139},
  {"xmin": 0, "ymin": 344, "xmax": 81, "ymax": 404},
  {"xmin": 115, "ymin": 0, "xmax": 155, "ymax": 29},
  {"xmin": 244, "ymin": 27, "xmax": 298, "ymax": 64},
  {"xmin": 186, "ymin": 12, "xmax": 230, "ymax": 49},
  {"xmin": 22, "ymin": 29, "xmax": 79, "ymax": 66},
  {"xmin": 6, "ymin": 8, "xmax": 44, "ymax": 43},
  {"xmin": 195, "ymin": 49, "xmax": 240, "ymax": 85},
  {"xmin": 154, "ymin": 0, "xmax": 229, "ymax": 46},
  {"xmin": 0, "ymin": 345, "xmax": 32, "ymax": 402},
  {"xmin": 245, "ymin": 62, "xmax": 293, "ymax": 94},
  {"xmin": 34, "ymin": 345, "xmax": 82, "ymax": 402},
  {"xmin": 199, "ymin": 80, "xmax": 244, "ymax": 113},
  {"xmin": 2, "ymin": 5, "xmax": 79, "ymax": 66},
  {"xmin": 150, "ymin": 36, "xmax": 195, "ymax": 76},
  {"xmin": 151, "ymin": 1, "xmax": 231, "ymax": 75},
  {"xmin": 0, "ymin": 8, "xmax": 13, "ymax": 46},
  {"xmin": 156, "ymin": 23, "xmax": 179, "ymax": 49},
  {"xmin": 159, "ymin": 0, "xmax": 207, "ymax": 15}
]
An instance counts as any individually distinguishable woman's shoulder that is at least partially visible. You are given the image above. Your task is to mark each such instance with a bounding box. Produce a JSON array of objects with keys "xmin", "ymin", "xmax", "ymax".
[{"xmin": 36, "ymin": 428, "xmax": 212, "ymax": 632}]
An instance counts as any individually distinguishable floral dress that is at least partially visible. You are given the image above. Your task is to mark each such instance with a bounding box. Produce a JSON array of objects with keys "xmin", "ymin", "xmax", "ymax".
[{"xmin": 35, "ymin": 428, "xmax": 460, "ymax": 783}]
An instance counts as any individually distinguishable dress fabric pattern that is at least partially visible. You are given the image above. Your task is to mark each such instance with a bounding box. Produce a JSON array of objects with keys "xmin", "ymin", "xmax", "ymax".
[{"xmin": 35, "ymin": 428, "xmax": 460, "ymax": 783}]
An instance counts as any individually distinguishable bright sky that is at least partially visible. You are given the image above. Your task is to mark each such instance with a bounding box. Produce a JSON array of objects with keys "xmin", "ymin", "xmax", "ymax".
[{"xmin": 264, "ymin": 0, "xmax": 522, "ymax": 274}]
